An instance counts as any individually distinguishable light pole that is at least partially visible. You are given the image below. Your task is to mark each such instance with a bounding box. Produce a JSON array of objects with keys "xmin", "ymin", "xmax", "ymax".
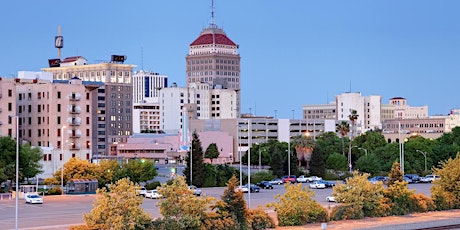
[
  {"xmin": 61, "ymin": 126, "xmax": 66, "ymax": 194},
  {"xmin": 287, "ymin": 136, "xmax": 291, "ymax": 177},
  {"xmin": 238, "ymin": 123, "xmax": 242, "ymax": 187},
  {"xmin": 247, "ymin": 119, "xmax": 251, "ymax": 209},
  {"xmin": 358, "ymin": 147, "xmax": 368, "ymax": 156},
  {"xmin": 416, "ymin": 150, "xmax": 428, "ymax": 172},
  {"xmin": 190, "ymin": 139, "xmax": 193, "ymax": 186},
  {"xmin": 11, "ymin": 115, "xmax": 18, "ymax": 230},
  {"xmin": 258, "ymin": 144, "xmax": 262, "ymax": 172}
]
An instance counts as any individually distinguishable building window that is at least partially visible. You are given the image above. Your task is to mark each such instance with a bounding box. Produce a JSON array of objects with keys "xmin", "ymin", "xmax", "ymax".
[
  {"xmin": 57, "ymin": 91, "xmax": 61, "ymax": 99},
  {"xmin": 57, "ymin": 104, "xmax": 61, "ymax": 112},
  {"xmin": 8, "ymin": 89, "xmax": 12, "ymax": 97}
]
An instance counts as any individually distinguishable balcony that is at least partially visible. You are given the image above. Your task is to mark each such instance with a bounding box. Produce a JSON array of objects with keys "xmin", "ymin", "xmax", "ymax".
[
  {"xmin": 67, "ymin": 117, "xmax": 82, "ymax": 126},
  {"xmin": 69, "ymin": 143, "xmax": 81, "ymax": 150},
  {"xmin": 69, "ymin": 93, "xmax": 81, "ymax": 101},
  {"xmin": 69, "ymin": 107, "xmax": 81, "ymax": 114},
  {"xmin": 69, "ymin": 130, "xmax": 82, "ymax": 138}
]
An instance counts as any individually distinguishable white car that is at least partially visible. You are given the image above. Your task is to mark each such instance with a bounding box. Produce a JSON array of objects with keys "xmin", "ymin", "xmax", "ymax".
[
  {"xmin": 326, "ymin": 196, "xmax": 336, "ymax": 202},
  {"xmin": 296, "ymin": 175, "xmax": 309, "ymax": 183},
  {"xmin": 25, "ymin": 193, "xmax": 43, "ymax": 204},
  {"xmin": 306, "ymin": 176, "xmax": 323, "ymax": 182},
  {"xmin": 145, "ymin": 189, "xmax": 163, "ymax": 199},
  {"xmin": 136, "ymin": 187, "xmax": 147, "ymax": 196},
  {"xmin": 420, "ymin": 175, "xmax": 440, "ymax": 183},
  {"xmin": 188, "ymin": 186, "xmax": 202, "ymax": 196},
  {"xmin": 309, "ymin": 181, "xmax": 326, "ymax": 189},
  {"xmin": 235, "ymin": 185, "xmax": 249, "ymax": 193}
]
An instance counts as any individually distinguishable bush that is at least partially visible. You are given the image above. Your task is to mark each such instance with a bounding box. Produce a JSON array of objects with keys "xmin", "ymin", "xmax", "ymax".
[
  {"xmin": 431, "ymin": 154, "xmax": 460, "ymax": 210},
  {"xmin": 145, "ymin": 181, "xmax": 161, "ymax": 190},
  {"xmin": 47, "ymin": 187, "xmax": 62, "ymax": 195},
  {"xmin": 250, "ymin": 171, "xmax": 275, "ymax": 184},
  {"xmin": 330, "ymin": 204, "xmax": 364, "ymax": 221},
  {"xmin": 247, "ymin": 208, "xmax": 275, "ymax": 230},
  {"xmin": 409, "ymin": 193, "xmax": 436, "ymax": 213},
  {"xmin": 268, "ymin": 183, "xmax": 328, "ymax": 226}
]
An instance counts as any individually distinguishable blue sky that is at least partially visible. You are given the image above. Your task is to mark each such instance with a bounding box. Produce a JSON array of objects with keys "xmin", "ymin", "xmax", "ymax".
[{"xmin": 1, "ymin": 1, "xmax": 459, "ymax": 119}]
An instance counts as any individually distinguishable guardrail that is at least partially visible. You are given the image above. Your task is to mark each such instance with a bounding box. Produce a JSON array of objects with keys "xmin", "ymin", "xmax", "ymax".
[{"xmin": 0, "ymin": 193, "xmax": 12, "ymax": 200}]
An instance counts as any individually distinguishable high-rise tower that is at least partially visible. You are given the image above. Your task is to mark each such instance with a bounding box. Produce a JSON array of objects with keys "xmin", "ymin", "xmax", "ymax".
[{"xmin": 186, "ymin": 1, "xmax": 241, "ymax": 116}]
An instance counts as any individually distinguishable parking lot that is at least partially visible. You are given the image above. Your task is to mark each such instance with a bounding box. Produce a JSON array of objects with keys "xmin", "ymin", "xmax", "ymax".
[{"xmin": 0, "ymin": 182, "xmax": 432, "ymax": 229}]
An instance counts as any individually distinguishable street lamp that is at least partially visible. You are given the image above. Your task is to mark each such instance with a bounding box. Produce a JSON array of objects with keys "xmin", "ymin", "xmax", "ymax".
[
  {"xmin": 10, "ymin": 115, "xmax": 19, "ymax": 230},
  {"xmin": 61, "ymin": 126, "xmax": 66, "ymax": 195},
  {"xmin": 358, "ymin": 147, "xmax": 368, "ymax": 156},
  {"xmin": 247, "ymin": 119, "xmax": 252, "ymax": 209},
  {"xmin": 416, "ymin": 150, "xmax": 428, "ymax": 172}
]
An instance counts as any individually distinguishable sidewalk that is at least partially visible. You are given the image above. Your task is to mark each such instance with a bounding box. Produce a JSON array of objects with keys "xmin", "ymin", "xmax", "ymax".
[{"xmin": 275, "ymin": 209, "xmax": 460, "ymax": 230}]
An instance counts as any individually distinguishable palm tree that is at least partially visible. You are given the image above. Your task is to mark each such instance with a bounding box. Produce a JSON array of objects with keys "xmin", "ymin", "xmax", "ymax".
[
  {"xmin": 336, "ymin": 121, "xmax": 350, "ymax": 156},
  {"xmin": 347, "ymin": 109, "xmax": 359, "ymax": 172},
  {"xmin": 292, "ymin": 134, "xmax": 316, "ymax": 169}
]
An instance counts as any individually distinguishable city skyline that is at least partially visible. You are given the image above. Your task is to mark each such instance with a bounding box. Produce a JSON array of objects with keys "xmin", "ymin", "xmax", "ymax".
[{"xmin": 1, "ymin": 1, "xmax": 459, "ymax": 118}]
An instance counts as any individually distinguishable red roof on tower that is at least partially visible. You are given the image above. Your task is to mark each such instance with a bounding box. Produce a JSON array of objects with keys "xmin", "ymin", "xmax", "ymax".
[{"xmin": 190, "ymin": 31, "xmax": 236, "ymax": 46}]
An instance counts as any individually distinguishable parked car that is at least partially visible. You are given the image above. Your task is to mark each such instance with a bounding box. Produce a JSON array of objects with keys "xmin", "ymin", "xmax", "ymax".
[
  {"xmin": 372, "ymin": 176, "xmax": 388, "ymax": 182},
  {"xmin": 306, "ymin": 176, "xmax": 322, "ymax": 182},
  {"xmin": 269, "ymin": 178, "xmax": 283, "ymax": 185},
  {"xmin": 188, "ymin": 185, "xmax": 202, "ymax": 196},
  {"xmin": 282, "ymin": 175, "xmax": 297, "ymax": 184},
  {"xmin": 145, "ymin": 189, "xmax": 163, "ymax": 199},
  {"xmin": 420, "ymin": 175, "xmax": 440, "ymax": 183},
  {"xmin": 235, "ymin": 185, "xmax": 249, "ymax": 193},
  {"xmin": 403, "ymin": 176, "xmax": 413, "ymax": 183},
  {"xmin": 247, "ymin": 184, "xmax": 261, "ymax": 193},
  {"xmin": 136, "ymin": 187, "xmax": 147, "ymax": 197},
  {"xmin": 25, "ymin": 193, "xmax": 43, "ymax": 204},
  {"xmin": 309, "ymin": 181, "xmax": 326, "ymax": 189},
  {"xmin": 318, "ymin": 180, "xmax": 336, "ymax": 188},
  {"xmin": 296, "ymin": 175, "xmax": 309, "ymax": 183},
  {"xmin": 405, "ymin": 174, "xmax": 420, "ymax": 183},
  {"xmin": 257, "ymin": 181, "xmax": 274, "ymax": 189},
  {"xmin": 326, "ymin": 196, "xmax": 336, "ymax": 202}
]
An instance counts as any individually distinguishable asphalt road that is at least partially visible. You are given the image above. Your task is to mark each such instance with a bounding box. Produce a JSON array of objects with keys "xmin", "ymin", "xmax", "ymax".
[{"xmin": 0, "ymin": 183, "xmax": 432, "ymax": 230}]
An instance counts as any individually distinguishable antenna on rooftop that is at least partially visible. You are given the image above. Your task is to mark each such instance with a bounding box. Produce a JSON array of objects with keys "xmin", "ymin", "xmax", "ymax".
[
  {"xmin": 210, "ymin": 0, "xmax": 216, "ymax": 27},
  {"xmin": 141, "ymin": 46, "xmax": 144, "ymax": 70}
]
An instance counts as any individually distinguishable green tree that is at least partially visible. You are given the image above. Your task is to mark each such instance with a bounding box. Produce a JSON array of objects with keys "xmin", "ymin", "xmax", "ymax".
[
  {"xmin": 0, "ymin": 136, "xmax": 43, "ymax": 189},
  {"xmin": 204, "ymin": 163, "xmax": 217, "ymax": 187},
  {"xmin": 19, "ymin": 143, "xmax": 43, "ymax": 182},
  {"xmin": 123, "ymin": 159, "xmax": 157, "ymax": 183},
  {"xmin": 347, "ymin": 110, "xmax": 359, "ymax": 172},
  {"xmin": 94, "ymin": 159, "xmax": 124, "ymax": 188},
  {"xmin": 82, "ymin": 178, "xmax": 151, "ymax": 229},
  {"xmin": 184, "ymin": 131, "xmax": 206, "ymax": 187},
  {"xmin": 314, "ymin": 132, "xmax": 343, "ymax": 166},
  {"xmin": 268, "ymin": 183, "xmax": 328, "ymax": 226},
  {"xmin": 214, "ymin": 175, "xmax": 248, "ymax": 229},
  {"xmin": 215, "ymin": 164, "xmax": 240, "ymax": 187},
  {"xmin": 326, "ymin": 153, "xmax": 347, "ymax": 172},
  {"xmin": 309, "ymin": 147, "xmax": 326, "ymax": 178},
  {"xmin": 355, "ymin": 153, "xmax": 381, "ymax": 175},
  {"xmin": 336, "ymin": 121, "xmax": 350, "ymax": 156},
  {"xmin": 205, "ymin": 143, "xmax": 220, "ymax": 164},
  {"xmin": 269, "ymin": 149, "xmax": 284, "ymax": 178}
]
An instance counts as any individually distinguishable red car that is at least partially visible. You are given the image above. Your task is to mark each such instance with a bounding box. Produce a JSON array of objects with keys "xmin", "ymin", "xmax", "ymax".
[{"xmin": 282, "ymin": 175, "xmax": 297, "ymax": 184}]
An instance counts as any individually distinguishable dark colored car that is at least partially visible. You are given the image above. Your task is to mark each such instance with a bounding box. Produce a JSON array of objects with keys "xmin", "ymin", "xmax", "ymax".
[
  {"xmin": 247, "ymin": 184, "xmax": 260, "ymax": 193},
  {"xmin": 405, "ymin": 174, "xmax": 420, "ymax": 183},
  {"xmin": 282, "ymin": 175, "xmax": 297, "ymax": 184},
  {"xmin": 318, "ymin": 180, "xmax": 336, "ymax": 188},
  {"xmin": 372, "ymin": 176, "xmax": 387, "ymax": 182},
  {"xmin": 257, "ymin": 181, "xmax": 274, "ymax": 189}
]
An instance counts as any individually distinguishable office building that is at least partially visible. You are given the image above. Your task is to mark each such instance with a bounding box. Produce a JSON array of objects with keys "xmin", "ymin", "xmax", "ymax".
[{"xmin": 42, "ymin": 56, "xmax": 136, "ymax": 157}]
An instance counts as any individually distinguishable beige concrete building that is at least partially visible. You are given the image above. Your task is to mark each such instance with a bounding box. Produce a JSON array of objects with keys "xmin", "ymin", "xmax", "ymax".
[
  {"xmin": 0, "ymin": 77, "xmax": 18, "ymax": 138},
  {"xmin": 15, "ymin": 76, "xmax": 96, "ymax": 173},
  {"xmin": 186, "ymin": 22, "xmax": 241, "ymax": 115},
  {"xmin": 42, "ymin": 56, "xmax": 136, "ymax": 157},
  {"xmin": 389, "ymin": 97, "xmax": 428, "ymax": 119}
]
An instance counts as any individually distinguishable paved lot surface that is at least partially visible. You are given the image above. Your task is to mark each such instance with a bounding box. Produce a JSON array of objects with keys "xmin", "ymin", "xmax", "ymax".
[{"xmin": 0, "ymin": 183, "xmax": 450, "ymax": 230}]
